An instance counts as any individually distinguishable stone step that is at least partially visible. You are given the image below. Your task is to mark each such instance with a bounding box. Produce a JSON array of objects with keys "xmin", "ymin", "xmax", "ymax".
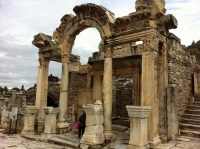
[
  {"xmin": 181, "ymin": 118, "xmax": 200, "ymax": 125},
  {"xmin": 57, "ymin": 133, "xmax": 80, "ymax": 143},
  {"xmin": 182, "ymin": 114, "xmax": 200, "ymax": 120},
  {"xmin": 187, "ymin": 105, "xmax": 200, "ymax": 110},
  {"xmin": 184, "ymin": 109, "xmax": 200, "ymax": 115},
  {"xmin": 177, "ymin": 135, "xmax": 200, "ymax": 141},
  {"xmin": 179, "ymin": 123, "xmax": 200, "ymax": 131},
  {"xmin": 189, "ymin": 101, "xmax": 200, "ymax": 106},
  {"xmin": 194, "ymin": 97, "xmax": 200, "ymax": 101},
  {"xmin": 180, "ymin": 129, "xmax": 200, "ymax": 138},
  {"xmin": 112, "ymin": 124, "xmax": 128, "ymax": 131},
  {"xmin": 193, "ymin": 94, "xmax": 200, "ymax": 98},
  {"xmin": 48, "ymin": 136, "xmax": 80, "ymax": 148}
]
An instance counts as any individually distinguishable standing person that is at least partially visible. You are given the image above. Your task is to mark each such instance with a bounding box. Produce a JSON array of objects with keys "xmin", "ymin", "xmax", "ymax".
[{"xmin": 78, "ymin": 111, "xmax": 86, "ymax": 138}]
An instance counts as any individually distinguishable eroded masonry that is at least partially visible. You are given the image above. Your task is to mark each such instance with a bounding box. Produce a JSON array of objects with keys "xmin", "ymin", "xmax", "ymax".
[{"xmin": 2, "ymin": 0, "xmax": 200, "ymax": 148}]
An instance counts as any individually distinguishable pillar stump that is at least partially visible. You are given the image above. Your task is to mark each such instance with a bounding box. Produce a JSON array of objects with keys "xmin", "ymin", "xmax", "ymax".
[
  {"xmin": 21, "ymin": 106, "xmax": 38, "ymax": 136},
  {"xmin": 80, "ymin": 100, "xmax": 104, "ymax": 149},
  {"xmin": 41, "ymin": 107, "xmax": 59, "ymax": 139},
  {"xmin": 126, "ymin": 106, "xmax": 151, "ymax": 149}
]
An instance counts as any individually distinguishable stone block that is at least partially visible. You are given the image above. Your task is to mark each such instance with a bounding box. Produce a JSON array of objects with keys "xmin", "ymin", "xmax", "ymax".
[
  {"xmin": 80, "ymin": 133, "xmax": 104, "ymax": 145},
  {"xmin": 85, "ymin": 125, "xmax": 103, "ymax": 134}
]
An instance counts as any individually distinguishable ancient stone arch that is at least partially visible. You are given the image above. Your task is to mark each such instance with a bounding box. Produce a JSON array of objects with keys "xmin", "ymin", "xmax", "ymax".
[
  {"xmin": 32, "ymin": 1, "xmax": 197, "ymax": 148},
  {"xmin": 52, "ymin": 3, "xmax": 115, "ymax": 52}
]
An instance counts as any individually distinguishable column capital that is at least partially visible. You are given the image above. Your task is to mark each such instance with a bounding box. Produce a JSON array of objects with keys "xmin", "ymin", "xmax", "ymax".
[
  {"xmin": 38, "ymin": 57, "xmax": 50, "ymax": 67},
  {"xmin": 61, "ymin": 52, "xmax": 70, "ymax": 63},
  {"xmin": 104, "ymin": 46, "xmax": 113, "ymax": 58},
  {"xmin": 141, "ymin": 35, "xmax": 159, "ymax": 51}
]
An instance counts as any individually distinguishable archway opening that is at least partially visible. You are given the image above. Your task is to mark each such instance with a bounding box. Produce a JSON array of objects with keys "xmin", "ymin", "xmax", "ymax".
[{"xmin": 72, "ymin": 28, "xmax": 101, "ymax": 64}]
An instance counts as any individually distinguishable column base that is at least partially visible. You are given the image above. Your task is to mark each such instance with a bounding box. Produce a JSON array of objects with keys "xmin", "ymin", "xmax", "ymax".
[
  {"xmin": 57, "ymin": 121, "xmax": 69, "ymax": 134},
  {"xmin": 21, "ymin": 130, "xmax": 35, "ymax": 137},
  {"xmin": 80, "ymin": 144, "xmax": 102, "ymax": 149},
  {"xmin": 103, "ymin": 131, "xmax": 115, "ymax": 143},
  {"xmin": 148, "ymin": 136, "xmax": 161, "ymax": 148},
  {"xmin": 35, "ymin": 121, "xmax": 44, "ymax": 133},
  {"xmin": 41, "ymin": 133, "xmax": 55, "ymax": 140},
  {"xmin": 127, "ymin": 144, "xmax": 149, "ymax": 149}
]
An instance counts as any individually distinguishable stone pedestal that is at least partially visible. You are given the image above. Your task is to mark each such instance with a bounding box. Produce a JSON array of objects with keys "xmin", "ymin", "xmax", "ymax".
[
  {"xmin": 41, "ymin": 107, "xmax": 59, "ymax": 139},
  {"xmin": 21, "ymin": 106, "xmax": 38, "ymax": 136},
  {"xmin": 126, "ymin": 106, "xmax": 151, "ymax": 149},
  {"xmin": 80, "ymin": 100, "xmax": 105, "ymax": 148}
]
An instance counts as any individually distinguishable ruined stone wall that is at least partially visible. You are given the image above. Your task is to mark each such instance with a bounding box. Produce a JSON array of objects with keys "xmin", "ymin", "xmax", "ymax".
[
  {"xmin": 68, "ymin": 72, "xmax": 87, "ymax": 121},
  {"xmin": 167, "ymin": 35, "xmax": 196, "ymax": 121},
  {"xmin": 113, "ymin": 75, "xmax": 133, "ymax": 117}
]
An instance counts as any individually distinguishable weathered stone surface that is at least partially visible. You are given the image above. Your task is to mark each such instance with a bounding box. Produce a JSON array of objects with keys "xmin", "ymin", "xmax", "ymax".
[
  {"xmin": 167, "ymin": 87, "xmax": 178, "ymax": 141},
  {"xmin": 42, "ymin": 107, "xmax": 59, "ymax": 139},
  {"xmin": 126, "ymin": 106, "xmax": 151, "ymax": 148},
  {"xmin": 81, "ymin": 101, "xmax": 105, "ymax": 146},
  {"xmin": 21, "ymin": 106, "xmax": 38, "ymax": 136}
]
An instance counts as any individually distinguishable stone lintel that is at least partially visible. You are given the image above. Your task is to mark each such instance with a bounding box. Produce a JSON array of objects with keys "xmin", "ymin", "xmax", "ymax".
[{"xmin": 106, "ymin": 29, "xmax": 156, "ymax": 45}]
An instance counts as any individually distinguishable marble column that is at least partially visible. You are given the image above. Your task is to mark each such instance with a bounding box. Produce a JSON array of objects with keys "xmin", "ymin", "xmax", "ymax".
[
  {"xmin": 35, "ymin": 57, "xmax": 50, "ymax": 133},
  {"xmin": 141, "ymin": 51, "xmax": 161, "ymax": 147},
  {"xmin": 57, "ymin": 52, "xmax": 70, "ymax": 133},
  {"xmin": 42, "ymin": 107, "xmax": 59, "ymax": 139},
  {"xmin": 126, "ymin": 106, "xmax": 151, "ymax": 149},
  {"xmin": 21, "ymin": 106, "xmax": 38, "ymax": 136},
  {"xmin": 102, "ymin": 46, "xmax": 114, "ymax": 141}
]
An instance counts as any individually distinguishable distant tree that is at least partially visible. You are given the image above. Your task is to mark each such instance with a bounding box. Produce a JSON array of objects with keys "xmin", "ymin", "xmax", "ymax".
[
  {"xmin": 11, "ymin": 87, "xmax": 20, "ymax": 92},
  {"xmin": 196, "ymin": 51, "xmax": 200, "ymax": 60},
  {"xmin": 3, "ymin": 86, "xmax": 9, "ymax": 92},
  {"xmin": 0, "ymin": 86, "xmax": 4, "ymax": 92},
  {"xmin": 27, "ymin": 83, "xmax": 37, "ymax": 90},
  {"xmin": 189, "ymin": 48, "xmax": 198, "ymax": 56},
  {"xmin": 33, "ymin": 83, "xmax": 37, "ymax": 88},
  {"xmin": 21, "ymin": 85, "xmax": 25, "ymax": 91}
]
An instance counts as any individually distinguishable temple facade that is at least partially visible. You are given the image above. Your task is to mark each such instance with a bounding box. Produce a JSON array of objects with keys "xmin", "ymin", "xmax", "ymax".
[{"xmin": 30, "ymin": 0, "xmax": 200, "ymax": 148}]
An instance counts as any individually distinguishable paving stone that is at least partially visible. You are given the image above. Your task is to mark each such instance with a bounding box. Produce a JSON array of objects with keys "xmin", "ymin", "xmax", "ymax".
[{"xmin": 156, "ymin": 143, "xmax": 175, "ymax": 149}]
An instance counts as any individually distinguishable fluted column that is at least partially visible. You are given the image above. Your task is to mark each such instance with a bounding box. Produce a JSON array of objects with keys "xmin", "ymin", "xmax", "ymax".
[
  {"xmin": 35, "ymin": 57, "xmax": 50, "ymax": 133},
  {"xmin": 57, "ymin": 52, "xmax": 70, "ymax": 133},
  {"xmin": 102, "ymin": 46, "xmax": 114, "ymax": 141}
]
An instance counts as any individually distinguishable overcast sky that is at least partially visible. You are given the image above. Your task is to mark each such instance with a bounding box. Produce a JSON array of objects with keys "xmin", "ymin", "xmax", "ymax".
[{"xmin": 0, "ymin": 0, "xmax": 200, "ymax": 89}]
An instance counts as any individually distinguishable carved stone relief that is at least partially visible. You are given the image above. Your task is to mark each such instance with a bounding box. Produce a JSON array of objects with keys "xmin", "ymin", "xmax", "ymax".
[
  {"xmin": 79, "ymin": 65, "xmax": 92, "ymax": 74},
  {"xmin": 69, "ymin": 62, "xmax": 80, "ymax": 72}
]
